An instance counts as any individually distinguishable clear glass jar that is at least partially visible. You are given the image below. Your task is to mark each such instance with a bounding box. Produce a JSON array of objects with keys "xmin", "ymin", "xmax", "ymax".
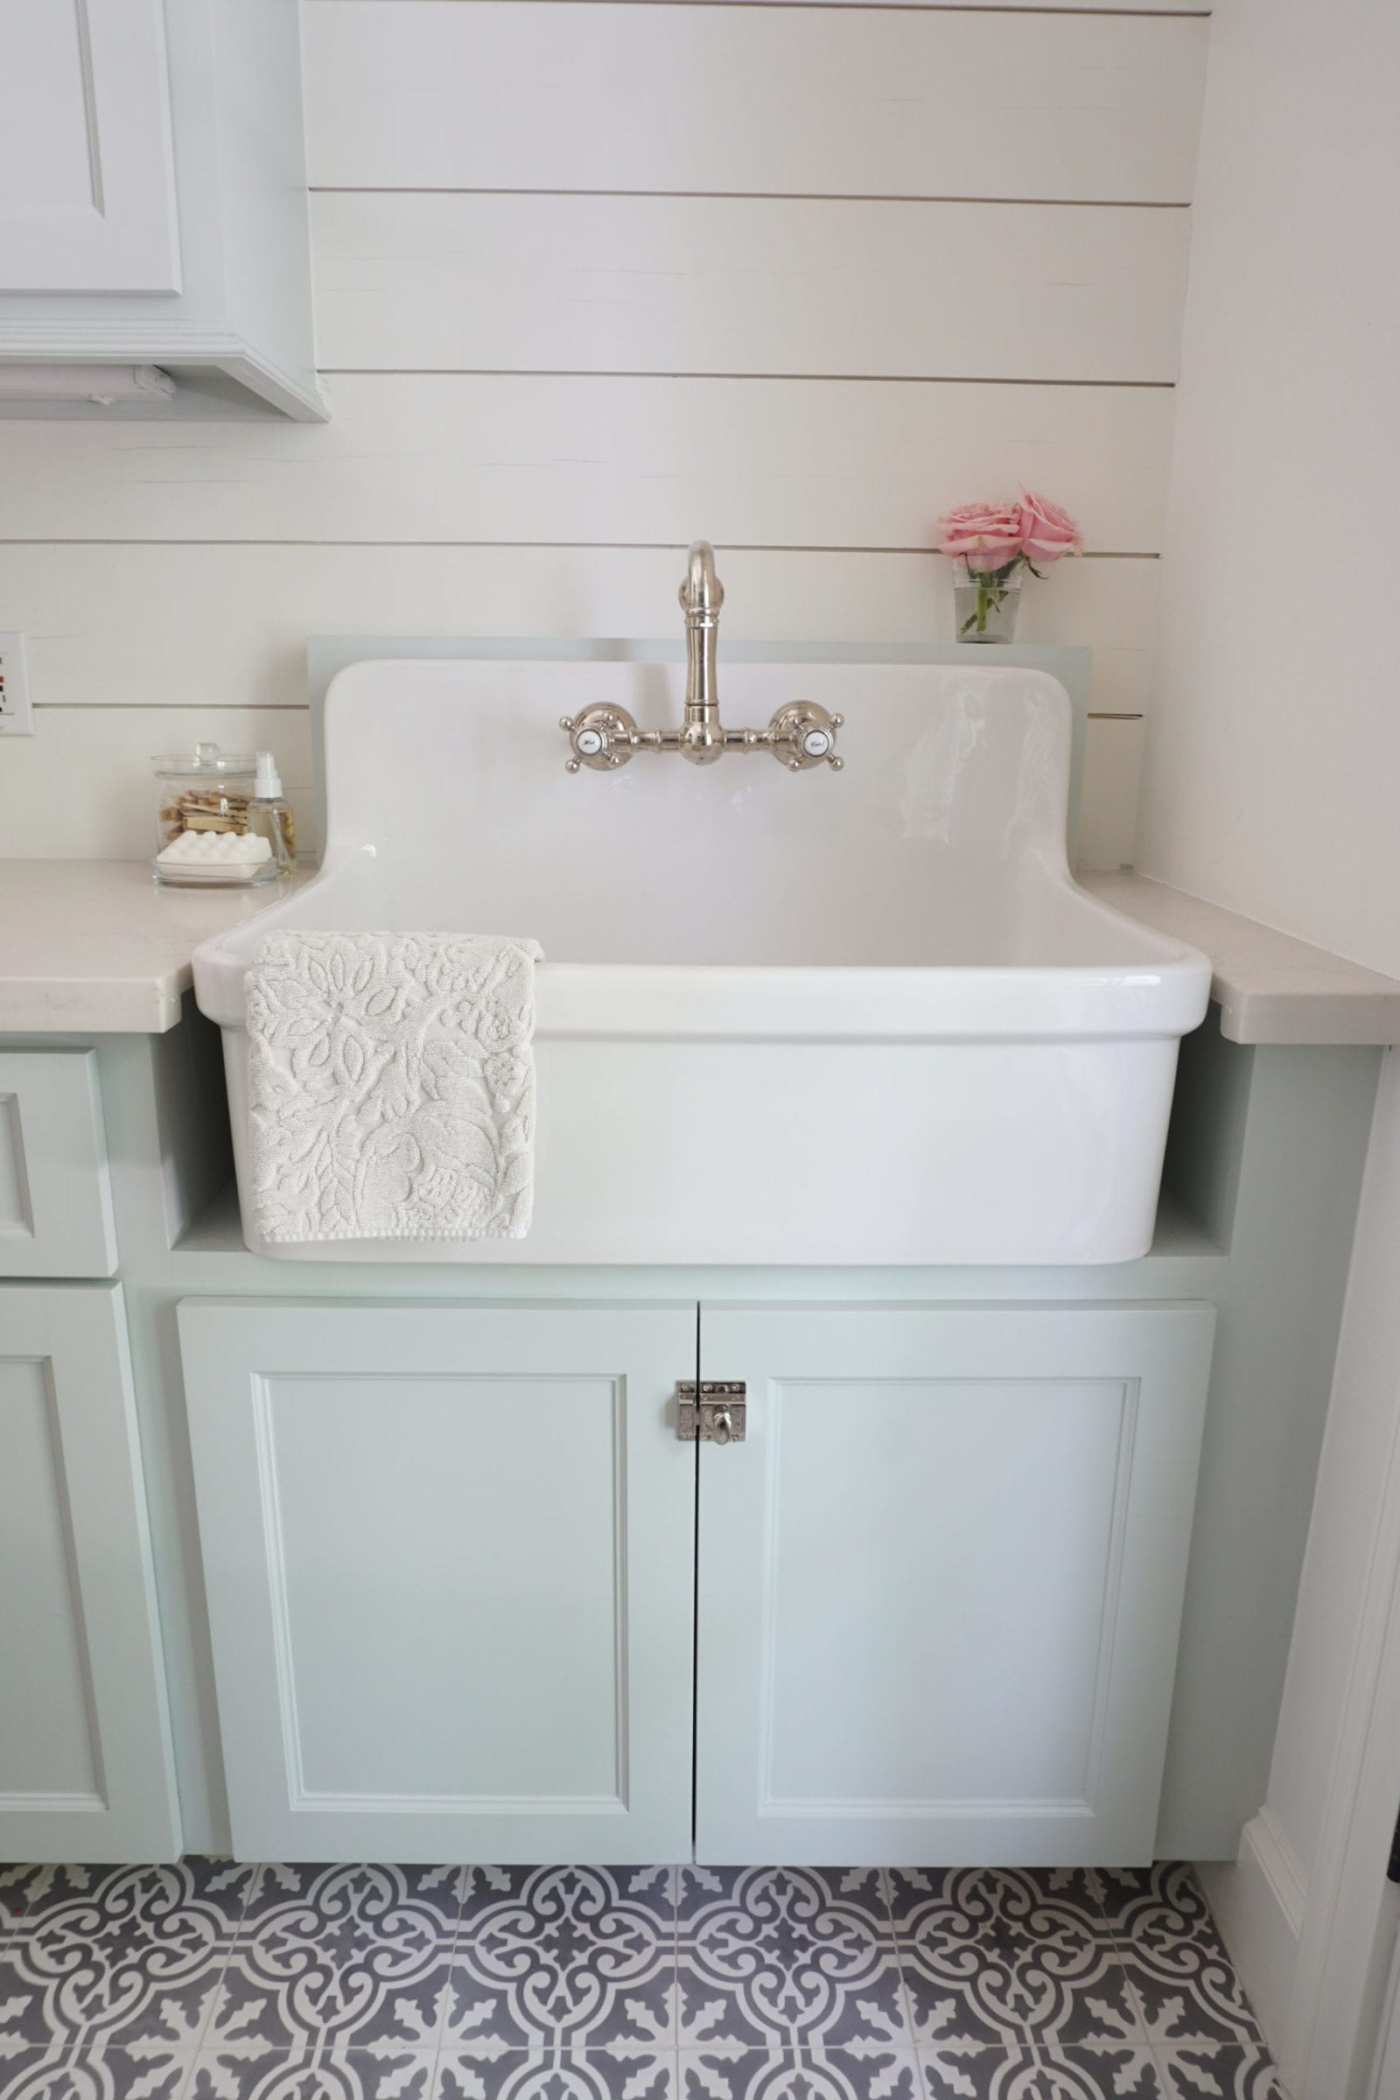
[
  {"xmin": 952, "ymin": 560, "xmax": 1023, "ymax": 643},
  {"xmin": 151, "ymin": 741, "xmax": 278, "ymax": 885}
]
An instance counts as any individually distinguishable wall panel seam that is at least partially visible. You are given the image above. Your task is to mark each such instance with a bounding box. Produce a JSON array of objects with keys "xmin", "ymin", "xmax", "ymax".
[
  {"xmin": 31, "ymin": 702, "xmax": 1148, "ymax": 720},
  {"xmin": 0, "ymin": 542, "xmax": 1163, "ymax": 556},
  {"xmin": 314, "ymin": 369, "xmax": 1176, "ymax": 387},
  {"xmin": 309, "ymin": 187, "xmax": 1193, "ymax": 207},
  {"xmin": 304, "ymin": 2, "xmax": 1209, "ymax": 15}
]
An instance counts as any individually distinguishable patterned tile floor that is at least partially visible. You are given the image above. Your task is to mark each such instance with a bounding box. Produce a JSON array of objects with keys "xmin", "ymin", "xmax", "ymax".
[{"xmin": 0, "ymin": 1861, "xmax": 1282, "ymax": 2100}]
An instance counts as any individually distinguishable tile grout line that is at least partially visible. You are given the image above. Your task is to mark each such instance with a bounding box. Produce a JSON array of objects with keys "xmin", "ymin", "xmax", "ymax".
[
  {"xmin": 426, "ymin": 1864, "xmax": 470, "ymax": 2090},
  {"xmin": 876, "ymin": 1866, "xmax": 922, "ymax": 2060}
]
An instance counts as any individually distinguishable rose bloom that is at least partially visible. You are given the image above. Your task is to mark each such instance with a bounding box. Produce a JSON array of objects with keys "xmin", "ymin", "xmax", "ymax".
[
  {"xmin": 1017, "ymin": 491, "xmax": 1082, "ymax": 565},
  {"xmin": 936, "ymin": 501, "xmax": 1024, "ymax": 573}
]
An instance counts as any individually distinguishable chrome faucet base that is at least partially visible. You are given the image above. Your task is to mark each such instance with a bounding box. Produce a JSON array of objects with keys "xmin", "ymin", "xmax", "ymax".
[
  {"xmin": 562, "ymin": 698, "xmax": 845, "ymax": 773},
  {"xmin": 562, "ymin": 541, "xmax": 845, "ymax": 775}
]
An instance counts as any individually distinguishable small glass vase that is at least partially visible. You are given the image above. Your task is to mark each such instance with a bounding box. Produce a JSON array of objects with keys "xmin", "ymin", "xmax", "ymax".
[{"xmin": 953, "ymin": 560, "xmax": 1023, "ymax": 643}]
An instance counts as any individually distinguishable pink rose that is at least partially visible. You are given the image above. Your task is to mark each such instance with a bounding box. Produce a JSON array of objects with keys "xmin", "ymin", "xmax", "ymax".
[
  {"xmin": 935, "ymin": 501, "xmax": 1024, "ymax": 573},
  {"xmin": 1016, "ymin": 490, "xmax": 1082, "ymax": 565}
]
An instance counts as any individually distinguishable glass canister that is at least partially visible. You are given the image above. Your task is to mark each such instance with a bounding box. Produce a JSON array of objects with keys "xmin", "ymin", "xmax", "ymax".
[{"xmin": 151, "ymin": 741, "xmax": 277, "ymax": 885}]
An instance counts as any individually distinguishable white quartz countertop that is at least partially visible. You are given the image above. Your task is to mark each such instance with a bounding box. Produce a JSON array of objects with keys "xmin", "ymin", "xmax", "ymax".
[
  {"xmin": 0, "ymin": 860, "xmax": 305, "ymax": 1035},
  {"xmin": 0, "ymin": 859, "xmax": 1397, "ymax": 1044},
  {"xmin": 1083, "ymin": 872, "xmax": 1400, "ymax": 1046}
]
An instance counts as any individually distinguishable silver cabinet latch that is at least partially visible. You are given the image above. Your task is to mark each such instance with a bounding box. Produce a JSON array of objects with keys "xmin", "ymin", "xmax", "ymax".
[{"xmin": 675, "ymin": 1381, "xmax": 746, "ymax": 1444}]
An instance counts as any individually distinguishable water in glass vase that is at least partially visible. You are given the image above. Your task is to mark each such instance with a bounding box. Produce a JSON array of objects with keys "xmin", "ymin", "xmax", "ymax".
[{"xmin": 954, "ymin": 562, "xmax": 1023, "ymax": 643}]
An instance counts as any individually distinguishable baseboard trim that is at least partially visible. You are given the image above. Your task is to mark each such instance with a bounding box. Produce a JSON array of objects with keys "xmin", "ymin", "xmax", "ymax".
[{"xmin": 1200, "ymin": 1809, "xmax": 1306, "ymax": 2059}]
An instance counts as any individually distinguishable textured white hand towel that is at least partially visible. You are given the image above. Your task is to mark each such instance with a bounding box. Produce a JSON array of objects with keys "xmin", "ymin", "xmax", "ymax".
[{"xmin": 246, "ymin": 931, "xmax": 542, "ymax": 1243}]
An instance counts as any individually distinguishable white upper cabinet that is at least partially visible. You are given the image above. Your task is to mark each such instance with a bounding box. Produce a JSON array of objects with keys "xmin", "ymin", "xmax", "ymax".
[
  {"xmin": 0, "ymin": 0, "xmax": 179, "ymax": 293},
  {"xmin": 0, "ymin": 0, "xmax": 325, "ymax": 419}
]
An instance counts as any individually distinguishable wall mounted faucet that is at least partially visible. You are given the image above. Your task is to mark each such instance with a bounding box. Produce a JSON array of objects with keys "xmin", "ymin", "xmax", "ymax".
[{"xmin": 561, "ymin": 541, "xmax": 844, "ymax": 774}]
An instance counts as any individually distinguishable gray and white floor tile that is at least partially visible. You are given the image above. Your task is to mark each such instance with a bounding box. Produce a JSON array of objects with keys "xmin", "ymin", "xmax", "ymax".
[
  {"xmin": 918, "ymin": 2045, "xmax": 1164, "ymax": 2099},
  {"xmin": 435, "ymin": 2047, "xmax": 678, "ymax": 2100},
  {"xmin": 678, "ymin": 2045, "xmax": 918, "ymax": 2100},
  {"xmin": 0, "ymin": 1862, "xmax": 1279, "ymax": 2100},
  {"xmin": 675, "ymin": 1868, "xmax": 903, "ymax": 2054},
  {"xmin": 890, "ymin": 1869, "xmax": 1139, "ymax": 2056},
  {"xmin": 440, "ymin": 1864, "xmax": 678, "ymax": 2056}
]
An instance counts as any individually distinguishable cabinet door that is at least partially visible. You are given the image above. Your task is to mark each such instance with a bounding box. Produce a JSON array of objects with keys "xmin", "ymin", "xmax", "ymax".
[
  {"xmin": 695, "ymin": 1302, "xmax": 1213, "ymax": 1866},
  {"xmin": 0, "ymin": 0, "xmax": 179, "ymax": 293},
  {"xmin": 180, "ymin": 1298, "xmax": 697, "ymax": 1863},
  {"xmin": 0, "ymin": 1284, "xmax": 180, "ymax": 1861}
]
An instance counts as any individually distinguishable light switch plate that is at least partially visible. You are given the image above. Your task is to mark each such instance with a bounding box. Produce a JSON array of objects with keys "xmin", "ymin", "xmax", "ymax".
[{"xmin": 0, "ymin": 632, "xmax": 33, "ymax": 735}]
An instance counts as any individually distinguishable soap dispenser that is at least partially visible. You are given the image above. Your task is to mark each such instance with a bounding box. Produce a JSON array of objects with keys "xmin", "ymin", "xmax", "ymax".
[{"xmin": 248, "ymin": 750, "xmax": 296, "ymax": 872}]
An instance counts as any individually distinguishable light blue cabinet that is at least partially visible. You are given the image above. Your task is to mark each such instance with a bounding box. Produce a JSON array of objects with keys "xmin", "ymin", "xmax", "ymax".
[
  {"xmin": 695, "ymin": 1302, "xmax": 1214, "ymax": 1866},
  {"xmin": 179, "ymin": 1298, "xmax": 698, "ymax": 1863},
  {"xmin": 179, "ymin": 1294, "xmax": 1212, "ymax": 1865},
  {"xmin": 0, "ymin": 1283, "xmax": 181, "ymax": 1860}
]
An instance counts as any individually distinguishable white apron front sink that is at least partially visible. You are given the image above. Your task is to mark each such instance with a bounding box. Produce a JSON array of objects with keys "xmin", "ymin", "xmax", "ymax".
[{"xmin": 193, "ymin": 658, "xmax": 1210, "ymax": 1264}]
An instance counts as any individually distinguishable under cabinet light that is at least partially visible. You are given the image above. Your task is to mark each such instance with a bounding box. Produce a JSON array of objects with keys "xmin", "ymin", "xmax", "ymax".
[{"xmin": 0, "ymin": 364, "xmax": 177, "ymax": 406}]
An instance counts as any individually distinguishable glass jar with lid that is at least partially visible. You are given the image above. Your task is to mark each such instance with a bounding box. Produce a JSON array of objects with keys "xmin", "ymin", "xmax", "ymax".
[{"xmin": 151, "ymin": 741, "xmax": 278, "ymax": 886}]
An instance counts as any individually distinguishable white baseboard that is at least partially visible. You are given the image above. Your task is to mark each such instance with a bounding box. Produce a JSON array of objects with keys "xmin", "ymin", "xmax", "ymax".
[{"xmin": 1200, "ymin": 1810, "xmax": 1306, "ymax": 2063}]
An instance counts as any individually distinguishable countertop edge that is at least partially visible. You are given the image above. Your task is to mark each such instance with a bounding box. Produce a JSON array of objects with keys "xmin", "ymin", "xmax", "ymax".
[
  {"xmin": 0, "ymin": 977, "xmax": 185, "ymax": 1036},
  {"xmin": 1081, "ymin": 872, "xmax": 1400, "ymax": 1047}
]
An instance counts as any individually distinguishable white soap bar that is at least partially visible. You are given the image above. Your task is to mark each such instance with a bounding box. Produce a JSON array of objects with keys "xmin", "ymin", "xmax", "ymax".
[{"xmin": 157, "ymin": 829, "xmax": 272, "ymax": 866}]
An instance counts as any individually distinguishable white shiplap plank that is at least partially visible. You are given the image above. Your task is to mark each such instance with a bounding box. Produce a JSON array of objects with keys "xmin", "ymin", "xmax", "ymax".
[
  {"xmin": 0, "ymin": 541, "xmax": 1157, "ymax": 707},
  {"xmin": 656, "ymin": 0, "xmax": 1207, "ymax": 9},
  {"xmin": 1077, "ymin": 713, "xmax": 1145, "ymax": 871},
  {"xmin": 306, "ymin": 4, "xmax": 1206, "ymax": 204},
  {"xmin": 0, "ymin": 374, "xmax": 1173, "ymax": 547},
  {"xmin": 312, "ymin": 194, "xmax": 1189, "ymax": 383},
  {"xmin": 0, "ymin": 708, "xmax": 315, "ymax": 862},
  {"xmin": 342, "ymin": 1, "xmax": 1212, "ymax": 10}
]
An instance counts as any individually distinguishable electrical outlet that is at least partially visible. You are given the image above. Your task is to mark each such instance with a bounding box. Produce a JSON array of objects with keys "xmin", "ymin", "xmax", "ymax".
[{"xmin": 0, "ymin": 633, "xmax": 33, "ymax": 736}]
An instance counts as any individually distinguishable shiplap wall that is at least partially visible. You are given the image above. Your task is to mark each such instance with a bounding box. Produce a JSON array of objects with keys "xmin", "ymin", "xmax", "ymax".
[{"xmin": 0, "ymin": 0, "xmax": 1208, "ymax": 868}]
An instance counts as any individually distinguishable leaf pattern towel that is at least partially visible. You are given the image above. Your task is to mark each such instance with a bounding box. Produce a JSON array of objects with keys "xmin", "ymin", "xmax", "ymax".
[{"xmin": 246, "ymin": 931, "xmax": 542, "ymax": 1243}]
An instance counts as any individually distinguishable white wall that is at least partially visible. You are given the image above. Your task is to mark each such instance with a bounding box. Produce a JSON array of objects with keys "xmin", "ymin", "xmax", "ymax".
[
  {"xmin": 1138, "ymin": 0, "xmax": 1400, "ymax": 2089},
  {"xmin": 0, "ymin": 0, "xmax": 1208, "ymax": 867}
]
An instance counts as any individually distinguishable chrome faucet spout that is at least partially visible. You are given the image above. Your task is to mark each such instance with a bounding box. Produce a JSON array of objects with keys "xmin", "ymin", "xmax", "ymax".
[
  {"xmin": 678, "ymin": 540, "xmax": 725, "ymax": 764},
  {"xmin": 681, "ymin": 540, "xmax": 724, "ymax": 619}
]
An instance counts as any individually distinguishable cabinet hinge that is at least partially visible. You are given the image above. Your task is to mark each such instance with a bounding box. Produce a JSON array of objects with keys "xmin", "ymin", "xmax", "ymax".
[{"xmin": 675, "ymin": 1381, "xmax": 747, "ymax": 1444}]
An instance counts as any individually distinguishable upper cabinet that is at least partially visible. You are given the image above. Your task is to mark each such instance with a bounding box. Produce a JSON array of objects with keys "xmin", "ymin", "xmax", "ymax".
[
  {"xmin": 0, "ymin": 0, "xmax": 180, "ymax": 294},
  {"xmin": 0, "ymin": 0, "xmax": 326, "ymax": 420}
]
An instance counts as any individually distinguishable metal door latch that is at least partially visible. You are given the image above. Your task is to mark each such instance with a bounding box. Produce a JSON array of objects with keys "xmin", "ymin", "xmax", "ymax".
[{"xmin": 675, "ymin": 1381, "xmax": 746, "ymax": 1444}]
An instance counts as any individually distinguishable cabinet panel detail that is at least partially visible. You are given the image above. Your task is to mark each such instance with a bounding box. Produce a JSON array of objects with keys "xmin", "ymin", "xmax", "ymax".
[
  {"xmin": 0, "ymin": 1050, "xmax": 116, "ymax": 1279},
  {"xmin": 0, "ymin": 1283, "xmax": 180, "ymax": 1861},
  {"xmin": 254, "ymin": 1370, "xmax": 628, "ymax": 1808},
  {"xmin": 0, "ymin": 1358, "xmax": 103, "ymax": 1805},
  {"xmin": 180, "ymin": 1299, "xmax": 697, "ymax": 1863}
]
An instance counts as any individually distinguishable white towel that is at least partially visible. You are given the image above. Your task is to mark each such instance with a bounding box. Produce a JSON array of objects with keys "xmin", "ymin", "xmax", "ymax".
[{"xmin": 246, "ymin": 931, "xmax": 542, "ymax": 1244}]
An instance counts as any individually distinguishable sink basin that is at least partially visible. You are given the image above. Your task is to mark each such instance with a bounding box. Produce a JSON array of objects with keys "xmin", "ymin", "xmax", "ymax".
[{"xmin": 193, "ymin": 657, "xmax": 1209, "ymax": 1264}]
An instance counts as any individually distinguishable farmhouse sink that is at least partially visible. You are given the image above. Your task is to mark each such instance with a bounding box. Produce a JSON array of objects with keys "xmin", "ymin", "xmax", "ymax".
[{"xmin": 193, "ymin": 658, "xmax": 1210, "ymax": 1264}]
